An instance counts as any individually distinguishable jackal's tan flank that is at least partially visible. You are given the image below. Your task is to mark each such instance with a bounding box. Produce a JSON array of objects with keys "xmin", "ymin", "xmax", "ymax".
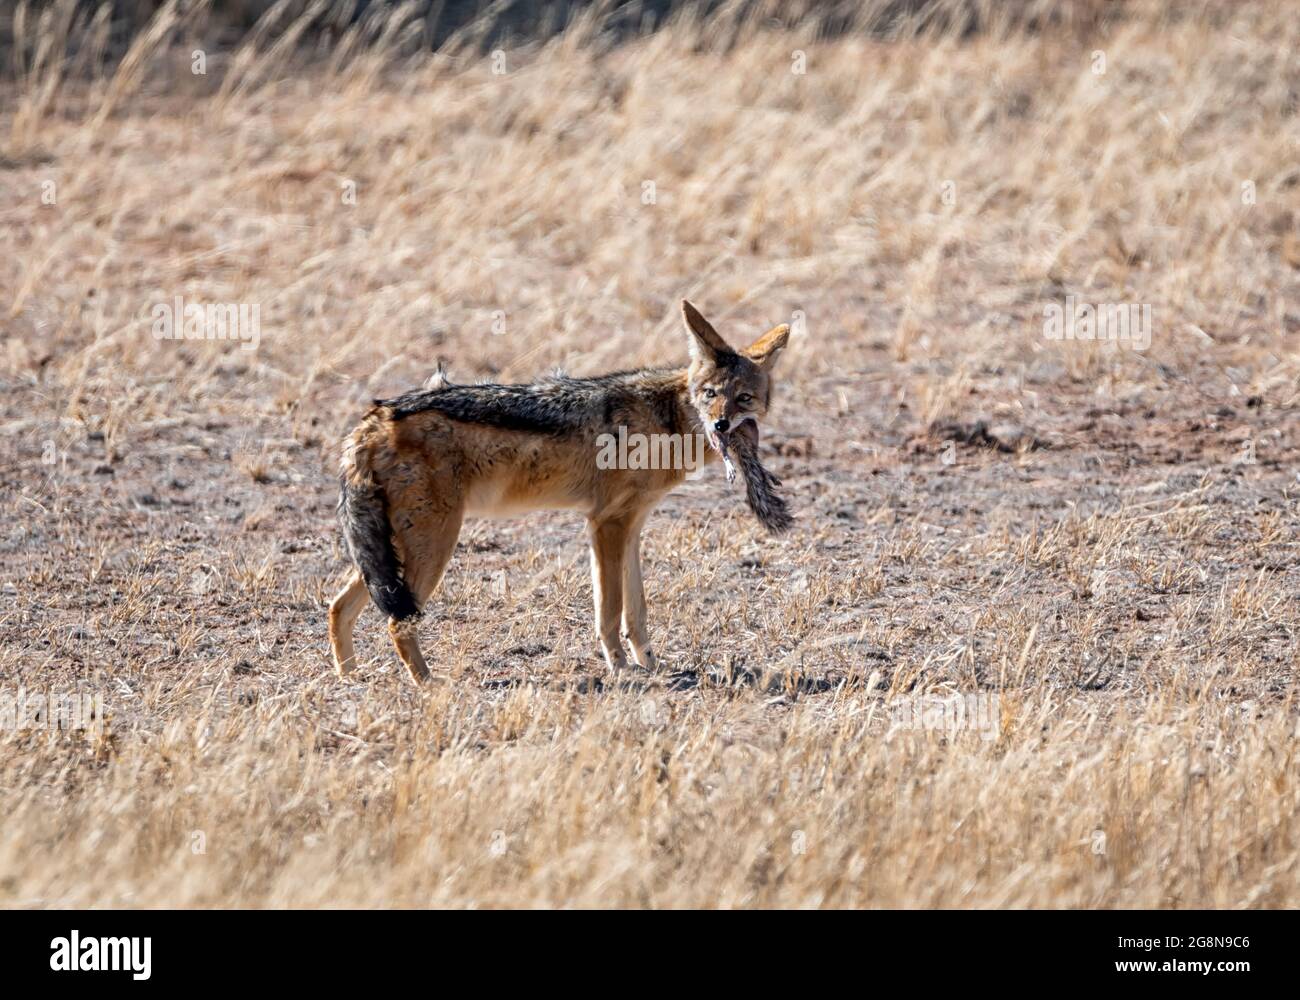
[{"xmin": 329, "ymin": 301, "xmax": 790, "ymax": 683}]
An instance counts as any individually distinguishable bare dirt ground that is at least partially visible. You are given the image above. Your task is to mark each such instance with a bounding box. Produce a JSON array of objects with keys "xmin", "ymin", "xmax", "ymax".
[{"xmin": 1, "ymin": 0, "xmax": 1299, "ymax": 907}]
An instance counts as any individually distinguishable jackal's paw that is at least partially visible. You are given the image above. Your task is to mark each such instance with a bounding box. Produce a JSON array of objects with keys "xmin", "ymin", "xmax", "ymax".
[{"xmin": 600, "ymin": 647, "xmax": 630, "ymax": 673}]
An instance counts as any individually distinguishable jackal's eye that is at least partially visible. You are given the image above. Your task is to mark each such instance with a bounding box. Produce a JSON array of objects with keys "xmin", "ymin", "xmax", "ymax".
[
  {"xmin": 736, "ymin": 393, "xmax": 753, "ymax": 405},
  {"xmin": 702, "ymin": 387, "xmax": 717, "ymax": 399}
]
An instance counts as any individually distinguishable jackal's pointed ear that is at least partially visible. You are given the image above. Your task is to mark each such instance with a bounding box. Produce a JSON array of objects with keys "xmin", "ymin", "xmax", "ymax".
[
  {"xmin": 681, "ymin": 300, "xmax": 732, "ymax": 362},
  {"xmin": 744, "ymin": 322, "xmax": 790, "ymax": 371}
]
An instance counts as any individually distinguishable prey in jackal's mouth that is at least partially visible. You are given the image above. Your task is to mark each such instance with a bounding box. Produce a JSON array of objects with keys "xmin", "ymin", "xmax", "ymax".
[{"xmin": 329, "ymin": 300, "xmax": 794, "ymax": 683}]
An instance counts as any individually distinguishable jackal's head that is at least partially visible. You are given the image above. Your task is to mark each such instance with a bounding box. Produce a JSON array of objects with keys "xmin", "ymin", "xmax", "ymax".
[{"xmin": 680, "ymin": 300, "xmax": 790, "ymax": 458}]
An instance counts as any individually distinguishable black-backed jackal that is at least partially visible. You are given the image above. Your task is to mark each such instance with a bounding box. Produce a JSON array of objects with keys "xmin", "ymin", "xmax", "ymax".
[{"xmin": 329, "ymin": 301, "xmax": 791, "ymax": 683}]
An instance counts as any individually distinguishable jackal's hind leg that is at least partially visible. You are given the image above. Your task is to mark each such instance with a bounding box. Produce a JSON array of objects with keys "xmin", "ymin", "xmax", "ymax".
[
  {"xmin": 329, "ymin": 571, "xmax": 369, "ymax": 677},
  {"xmin": 388, "ymin": 616, "xmax": 430, "ymax": 684},
  {"xmin": 387, "ymin": 506, "xmax": 464, "ymax": 685}
]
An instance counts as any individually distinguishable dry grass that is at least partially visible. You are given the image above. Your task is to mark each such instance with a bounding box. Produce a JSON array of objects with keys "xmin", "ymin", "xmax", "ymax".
[{"xmin": 2, "ymin": 0, "xmax": 1299, "ymax": 908}]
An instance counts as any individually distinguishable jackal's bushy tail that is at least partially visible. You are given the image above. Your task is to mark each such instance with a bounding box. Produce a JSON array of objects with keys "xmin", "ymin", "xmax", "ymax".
[{"xmin": 338, "ymin": 433, "xmax": 420, "ymax": 621}]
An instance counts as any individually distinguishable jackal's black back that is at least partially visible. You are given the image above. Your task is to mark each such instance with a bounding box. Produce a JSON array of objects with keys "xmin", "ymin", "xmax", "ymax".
[{"xmin": 380, "ymin": 369, "xmax": 680, "ymax": 436}]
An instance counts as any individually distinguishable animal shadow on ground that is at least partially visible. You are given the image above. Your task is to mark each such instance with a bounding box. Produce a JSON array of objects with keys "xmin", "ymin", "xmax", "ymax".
[{"xmin": 480, "ymin": 663, "xmax": 844, "ymax": 699}]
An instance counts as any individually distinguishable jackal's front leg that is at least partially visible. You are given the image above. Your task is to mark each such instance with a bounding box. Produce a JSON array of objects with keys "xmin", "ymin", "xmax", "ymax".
[
  {"xmin": 588, "ymin": 517, "xmax": 629, "ymax": 672},
  {"xmin": 621, "ymin": 528, "xmax": 656, "ymax": 671}
]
